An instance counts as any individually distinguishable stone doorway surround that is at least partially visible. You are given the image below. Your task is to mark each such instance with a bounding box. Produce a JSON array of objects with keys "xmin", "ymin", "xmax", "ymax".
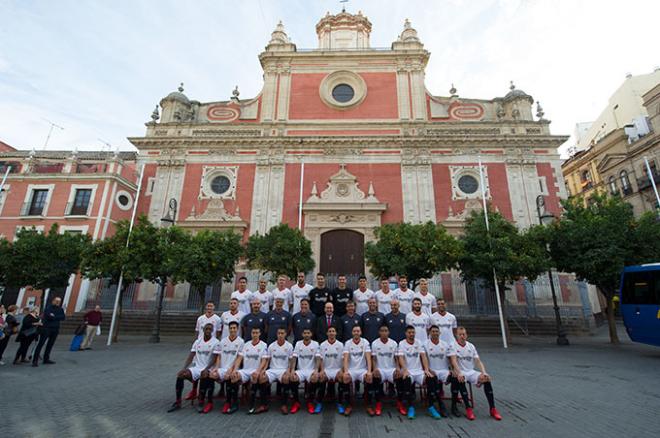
[{"xmin": 302, "ymin": 164, "xmax": 387, "ymax": 274}]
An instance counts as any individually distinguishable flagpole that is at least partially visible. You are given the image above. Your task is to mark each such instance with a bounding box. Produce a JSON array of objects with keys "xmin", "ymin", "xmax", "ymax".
[
  {"xmin": 107, "ymin": 163, "xmax": 145, "ymax": 346},
  {"xmin": 644, "ymin": 156, "xmax": 660, "ymax": 217},
  {"xmin": 478, "ymin": 157, "xmax": 508, "ymax": 349},
  {"xmin": 298, "ymin": 160, "xmax": 305, "ymax": 229}
]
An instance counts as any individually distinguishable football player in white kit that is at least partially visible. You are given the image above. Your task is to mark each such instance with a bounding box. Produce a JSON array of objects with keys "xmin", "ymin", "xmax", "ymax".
[
  {"xmin": 253, "ymin": 278, "xmax": 274, "ymax": 313},
  {"xmin": 424, "ymin": 325, "xmax": 458, "ymax": 419},
  {"xmin": 195, "ymin": 301, "xmax": 222, "ymax": 339},
  {"xmin": 231, "ymin": 326, "xmax": 269, "ymax": 415},
  {"xmin": 352, "ymin": 275, "xmax": 374, "ymax": 316},
  {"xmin": 312, "ymin": 326, "xmax": 343, "ymax": 414},
  {"xmin": 430, "ymin": 298, "xmax": 458, "ymax": 345},
  {"xmin": 339, "ymin": 325, "xmax": 373, "ymax": 416},
  {"xmin": 406, "ymin": 298, "xmax": 431, "ymax": 343},
  {"xmin": 209, "ymin": 321, "xmax": 244, "ymax": 414},
  {"xmin": 414, "ymin": 278, "xmax": 436, "ymax": 317},
  {"xmin": 451, "ymin": 327, "xmax": 502, "ymax": 421},
  {"xmin": 265, "ymin": 327, "xmax": 295, "ymax": 414},
  {"xmin": 291, "ymin": 272, "xmax": 313, "ymax": 315},
  {"xmin": 393, "ymin": 275, "xmax": 414, "ymax": 315},
  {"xmin": 396, "ymin": 325, "xmax": 431, "ymax": 419},
  {"xmin": 168, "ymin": 324, "xmax": 220, "ymax": 413},
  {"xmin": 231, "ymin": 276, "xmax": 253, "ymax": 315},
  {"xmin": 369, "ymin": 324, "xmax": 399, "ymax": 416},
  {"xmin": 289, "ymin": 328, "xmax": 320, "ymax": 414},
  {"xmin": 220, "ymin": 298, "xmax": 245, "ymax": 340},
  {"xmin": 272, "ymin": 275, "xmax": 293, "ymax": 312},
  {"xmin": 375, "ymin": 277, "xmax": 394, "ymax": 314}
]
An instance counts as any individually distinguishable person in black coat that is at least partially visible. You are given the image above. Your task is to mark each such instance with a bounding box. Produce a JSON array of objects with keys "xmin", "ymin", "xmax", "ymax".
[
  {"xmin": 316, "ymin": 302, "xmax": 342, "ymax": 343},
  {"xmin": 32, "ymin": 297, "xmax": 66, "ymax": 367},
  {"xmin": 14, "ymin": 307, "xmax": 42, "ymax": 364},
  {"xmin": 0, "ymin": 305, "xmax": 20, "ymax": 364}
]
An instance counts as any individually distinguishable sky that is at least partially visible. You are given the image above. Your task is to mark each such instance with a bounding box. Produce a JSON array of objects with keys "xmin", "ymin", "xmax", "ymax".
[{"xmin": 0, "ymin": 0, "xmax": 658, "ymax": 156}]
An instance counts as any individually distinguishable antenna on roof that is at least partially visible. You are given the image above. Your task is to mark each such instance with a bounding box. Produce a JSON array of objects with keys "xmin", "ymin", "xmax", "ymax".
[
  {"xmin": 340, "ymin": 0, "xmax": 348, "ymax": 12},
  {"xmin": 41, "ymin": 118, "xmax": 64, "ymax": 150},
  {"xmin": 98, "ymin": 138, "xmax": 113, "ymax": 153}
]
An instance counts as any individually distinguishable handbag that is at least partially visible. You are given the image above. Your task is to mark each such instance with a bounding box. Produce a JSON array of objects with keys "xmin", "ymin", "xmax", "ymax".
[
  {"xmin": 96, "ymin": 325, "xmax": 101, "ymax": 336},
  {"xmin": 23, "ymin": 327, "xmax": 38, "ymax": 337}
]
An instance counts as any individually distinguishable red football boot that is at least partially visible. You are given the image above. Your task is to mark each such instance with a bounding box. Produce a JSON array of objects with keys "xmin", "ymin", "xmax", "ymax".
[
  {"xmin": 375, "ymin": 402, "xmax": 382, "ymax": 416},
  {"xmin": 307, "ymin": 402, "xmax": 315, "ymax": 414},
  {"xmin": 366, "ymin": 406, "xmax": 376, "ymax": 417},
  {"xmin": 396, "ymin": 400, "xmax": 407, "ymax": 416},
  {"xmin": 343, "ymin": 405, "xmax": 352, "ymax": 416},
  {"xmin": 201, "ymin": 402, "xmax": 213, "ymax": 414},
  {"xmin": 490, "ymin": 407, "xmax": 502, "ymax": 421},
  {"xmin": 290, "ymin": 401, "xmax": 301, "ymax": 414},
  {"xmin": 183, "ymin": 389, "xmax": 197, "ymax": 401},
  {"xmin": 466, "ymin": 407, "xmax": 476, "ymax": 421},
  {"xmin": 280, "ymin": 404, "xmax": 289, "ymax": 415},
  {"xmin": 222, "ymin": 402, "xmax": 230, "ymax": 414}
]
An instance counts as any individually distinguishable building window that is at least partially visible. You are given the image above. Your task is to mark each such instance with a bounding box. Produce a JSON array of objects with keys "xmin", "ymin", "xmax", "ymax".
[
  {"xmin": 210, "ymin": 175, "xmax": 231, "ymax": 195},
  {"xmin": 115, "ymin": 190, "xmax": 133, "ymax": 211},
  {"xmin": 580, "ymin": 169, "xmax": 593, "ymax": 190},
  {"xmin": 565, "ymin": 180, "xmax": 572, "ymax": 196},
  {"xmin": 620, "ymin": 170, "xmax": 632, "ymax": 195},
  {"xmin": 332, "ymin": 84, "xmax": 355, "ymax": 103},
  {"xmin": 68, "ymin": 189, "xmax": 92, "ymax": 215},
  {"xmin": 608, "ymin": 176, "xmax": 618, "ymax": 195},
  {"xmin": 26, "ymin": 189, "xmax": 49, "ymax": 216},
  {"xmin": 457, "ymin": 175, "xmax": 479, "ymax": 194}
]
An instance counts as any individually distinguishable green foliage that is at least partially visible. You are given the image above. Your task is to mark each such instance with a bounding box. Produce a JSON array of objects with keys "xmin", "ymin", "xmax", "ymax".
[
  {"xmin": 458, "ymin": 209, "xmax": 549, "ymax": 288},
  {"xmin": 246, "ymin": 223, "xmax": 314, "ymax": 279},
  {"xmin": 365, "ymin": 221, "xmax": 462, "ymax": 288},
  {"xmin": 80, "ymin": 220, "xmax": 132, "ymax": 284},
  {"xmin": 0, "ymin": 237, "xmax": 13, "ymax": 289},
  {"xmin": 628, "ymin": 211, "xmax": 660, "ymax": 265}
]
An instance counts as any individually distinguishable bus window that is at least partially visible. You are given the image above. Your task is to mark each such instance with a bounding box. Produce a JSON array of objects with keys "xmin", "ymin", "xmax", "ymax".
[{"xmin": 623, "ymin": 271, "xmax": 657, "ymax": 305}]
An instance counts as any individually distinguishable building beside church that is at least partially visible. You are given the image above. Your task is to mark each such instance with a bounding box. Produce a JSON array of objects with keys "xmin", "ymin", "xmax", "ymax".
[{"xmin": 3, "ymin": 10, "xmax": 586, "ymax": 317}]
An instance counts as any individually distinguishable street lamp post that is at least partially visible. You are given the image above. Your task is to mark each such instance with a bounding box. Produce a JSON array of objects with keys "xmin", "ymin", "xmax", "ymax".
[
  {"xmin": 536, "ymin": 195, "xmax": 570, "ymax": 346},
  {"xmin": 149, "ymin": 198, "xmax": 178, "ymax": 343}
]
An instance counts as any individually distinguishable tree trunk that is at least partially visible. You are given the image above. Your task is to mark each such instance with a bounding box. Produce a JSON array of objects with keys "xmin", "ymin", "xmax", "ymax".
[
  {"xmin": 149, "ymin": 281, "xmax": 165, "ymax": 343},
  {"xmin": 602, "ymin": 289, "xmax": 620, "ymax": 344},
  {"xmin": 111, "ymin": 285, "xmax": 125, "ymax": 343},
  {"xmin": 197, "ymin": 284, "xmax": 206, "ymax": 314},
  {"xmin": 497, "ymin": 282, "xmax": 512, "ymax": 344}
]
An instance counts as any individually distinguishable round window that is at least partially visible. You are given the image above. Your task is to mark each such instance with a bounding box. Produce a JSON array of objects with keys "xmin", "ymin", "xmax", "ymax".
[
  {"xmin": 332, "ymin": 84, "xmax": 355, "ymax": 103},
  {"xmin": 117, "ymin": 194, "xmax": 130, "ymax": 206},
  {"xmin": 210, "ymin": 175, "xmax": 231, "ymax": 195},
  {"xmin": 458, "ymin": 175, "xmax": 479, "ymax": 194}
]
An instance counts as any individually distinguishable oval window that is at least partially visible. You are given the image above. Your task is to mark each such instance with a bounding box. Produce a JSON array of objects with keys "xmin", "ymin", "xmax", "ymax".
[
  {"xmin": 332, "ymin": 84, "xmax": 355, "ymax": 103},
  {"xmin": 458, "ymin": 175, "xmax": 479, "ymax": 194},
  {"xmin": 210, "ymin": 175, "xmax": 231, "ymax": 195}
]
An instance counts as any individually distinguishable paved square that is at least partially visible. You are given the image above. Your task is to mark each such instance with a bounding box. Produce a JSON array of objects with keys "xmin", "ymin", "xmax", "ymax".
[{"xmin": 2, "ymin": 325, "xmax": 659, "ymax": 438}]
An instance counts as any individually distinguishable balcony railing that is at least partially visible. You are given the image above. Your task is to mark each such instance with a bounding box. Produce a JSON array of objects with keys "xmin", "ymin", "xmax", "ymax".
[
  {"xmin": 65, "ymin": 201, "xmax": 90, "ymax": 216},
  {"xmin": 20, "ymin": 201, "xmax": 44, "ymax": 217},
  {"xmin": 637, "ymin": 171, "xmax": 660, "ymax": 191}
]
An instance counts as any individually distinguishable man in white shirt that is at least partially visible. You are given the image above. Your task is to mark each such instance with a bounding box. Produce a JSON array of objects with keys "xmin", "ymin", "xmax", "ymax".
[
  {"xmin": 396, "ymin": 325, "xmax": 431, "ymax": 419},
  {"xmin": 406, "ymin": 298, "xmax": 431, "ymax": 343},
  {"xmin": 291, "ymin": 272, "xmax": 313, "ymax": 315},
  {"xmin": 339, "ymin": 325, "xmax": 372, "ymax": 416},
  {"xmin": 393, "ymin": 275, "xmax": 414, "ymax": 315},
  {"xmin": 272, "ymin": 275, "xmax": 293, "ymax": 312},
  {"xmin": 352, "ymin": 275, "xmax": 374, "ymax": 316},
  {"xmin": 451, "ymin": 327, "xmax": 502, "ymax": 421},
  {"xmin": 265, "ymin": 327, "xmax": 295, "ymax": 415},
  {"xmin": 195, "ymin": 301, "xmax": 222, "ymax": 339},
  {"xmin": 253, "ymin": 278, "xmax": 274, "ymax": 313},
  {"xmin": 220, "ymin": 299, "xmax": 245, "ymax": 340},
  {"xmin": 290, "ymin": 328, "xmax": 320, "ymax": 414},
  {"xmin": 312, "ymin": 326, "xmax": 343, "ymax": 414},
  {"xmin": 231, "ymin": 276, "xmax": 253, "ymax": 315},
  {"xmin": 430, "ymin": 298, "xmax": 458, "ymax": 345},
  {"xmin": 414, "ymin": 278, "xmax": 436, "ymax": 317},
  {"xmin": 424, "ymin": 325, "xmax": 458, "ymax": 419},
  {"xmin": 375, "ymin": 278, "xmax": 394, "ymax": 314},
  {"xmin": 210, "ymin": 321, "xmax": 244, "ymax": 414},
  {"xmin": 369, "ymin": 325, "xmax": 399, "ymax": 417},
  {"xmin": 232, "ymin": 326, "xmax": 269, "ymax": 415},
  {"xmin": 167, "ymin": 323, "xmax": 220, "ymax": 413}
]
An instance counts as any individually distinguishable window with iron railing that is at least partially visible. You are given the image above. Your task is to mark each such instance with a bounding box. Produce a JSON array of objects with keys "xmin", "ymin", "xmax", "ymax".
[
  {"xmin": 620, "ymin": 170, "xmax": 632, "ymax": 195},
  {"xmin": 68, "ymin": 189, "xmax": 92, "ymax": 215},
  {"xmin": 23, "ymin": 189, "xmax": 49, "ymax": 216}
]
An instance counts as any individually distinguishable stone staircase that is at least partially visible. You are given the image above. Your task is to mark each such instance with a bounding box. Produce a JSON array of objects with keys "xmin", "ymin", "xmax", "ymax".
[{"xmin": 60, "ymin": 311, "xmax": 592, "ymax": 337}]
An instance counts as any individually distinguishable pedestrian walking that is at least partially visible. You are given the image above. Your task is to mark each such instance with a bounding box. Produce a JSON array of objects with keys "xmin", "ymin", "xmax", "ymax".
[
  {"xmin": 80, "ymin": 305, "xmax": 103, "ymax": 350},
  {"xmin": 13, "ymin": 307, "xmax": 42, "ymax": 364}
]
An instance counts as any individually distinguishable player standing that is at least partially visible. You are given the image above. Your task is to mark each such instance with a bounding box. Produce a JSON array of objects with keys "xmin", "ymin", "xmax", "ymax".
[
  {"xmin": 210, "ymin": 321, "xmax": 244, "ymax": 414},
  {"xmin": 241, "ymin": 298, "xmax": 267, "ymax": 342},
  {"xmin": 393, "ymin": 275, "xmax": 414, "ymax": 315},
  {"xmin": 396, "ymin": 325, "xmax": 429, "ymax": 419},
  {"xmin": 352, "ymin": 275, "xmax": 374, "ymax": 316},
  {"xmin": 253, "ymin": 278, "xmax": 274, "ymax": 313},
  {"xmin": 424, "ymin": 325, "xmax": 457, "ymax": 419},
  {"xmin": 312, "ymin": 326, "xmax": 343, "ymax": 413},
  {"xmin": 339, "ymin": 325, "xmax": 372, "ymax": 416},
  {"xmin": 331, "ymin": 274, "xmax": 353, "ymax": 318},
  {"xmin": 338, "ymin": 301, "xmax": 361, "ymax": 343},
  {"xmin": 195, "ymin": 301, "xmax": 221, "ymax": 339},
  {"xmin": 271, "ymin": 275, "xmax": 293, "ymax": 312},
  {"xmin": 232, "ymin": 326, "xmax": 269, "ymax": 414},
  {"xmin": 368, "ymin": 325, "xmax": 399, "ymax": 416},
  {"xmin": 406, "ymin": 298, "xmax": 431, "ymax": 343},
  {"xmin": 220, "ymin": 298, "xmax": 245, "ymax": 340},
  {"xmin": 414, "ymin": 278, "xmax": 436, "ymax": 317},
  {"xmin": 290, "ymin": 328, "xmax": 320, "ymax": 414},
  {"xmin": 291, "ymin": 272, "xmax": 313, "ymax": 315},
  {"xmin": 265, "ymin": 327, "xmax": 295, "ymax": 414},
  {"xmin": 430, "ymin": 298, "xmax": 458, "ymax": 345},
  {"xmin": 360, "ymin": 297, "xmax": 385, "ymax": 343},
  {"xmin": 231, "ymin": 277, "xmax": 253, "ymax": 315},
  {"xmin": 265, "ymin": 297, "xmax": 292, "ymax": 344},
  {"xmin": 375, "ymin": 277, "xmax": 394, "ymax": 314}
]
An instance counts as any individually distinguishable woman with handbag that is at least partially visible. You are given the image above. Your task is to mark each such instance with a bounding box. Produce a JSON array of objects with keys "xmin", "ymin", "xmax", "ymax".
[
  {"xmin": 13, "ymin": 307, "xmax": 42, "ymax": 365},
  {"xmin": 0, "ymin": 305, "xmax": 20, "ymax": 365}
]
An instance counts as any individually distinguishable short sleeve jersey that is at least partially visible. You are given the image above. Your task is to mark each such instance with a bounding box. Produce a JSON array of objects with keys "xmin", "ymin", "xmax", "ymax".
[
  {"xmin": 267, "ymin": 340, "xmax": 294, "ymax": 370},
  {"xmin": 343, "ymin": 337, "xmax": 371, "ymax": 370},
  {"xmin": 293, "ymin": 340, "xmax": 319, "ymax": 371},
  {"xmin": 231, "ymin": 290, "xmax": 253, "ymax": 315},
  {"xmin": 291, "ymin": 283, "xmax": 313, "ymax": 314},
  {"xmin": 375, "ymin": 290, "xmax": 394, "ymax": 314},
  {"xmin": 414, "ymin": 292, "xmax": 435, "ymax": 317},
  {"xmin": 394, "ymin": 288, "xmax": 415, "ymax": 315},
  {"xmin": 430, "ymin": 312, "xmax": 458, "ymax": 345},
  {"xmin": 216, "ymin": 336, "xmax": 244, "ymax": 369},
  {"xmin": 339, "ymin": 313, "xmax": 361, "ymax": 343},
  {"xmin": 397, "ymin": 339, "xmax": 424, "ymax": 372},
  {"xmin": 406, "ymin": 311, "xmax": 431, "ymax": 343},
  {"xmin": 370, "ymin": 337, "xmax": 398, "ymax": 370},
  {"xmin": 424, "ymin": 339, "xmax": 456, "ymax": 372},
  {"xmin": 272, "ymin": 288, "xmax": 293, "ymax": 310},
  {"xmin": 220, "ymin": 311, "xmax": 245, "ymax": 340},
  {"xmin": 318, "ymin": 339, "xmax": 344, "ymax": 370},
  {"xmin": 385, "ymin": 312, "xmax": 407, "ymax": 343},
  {"xmin": 196, "ymin": 313, "xmax": 222, "ymax": 339},
  {"xmin": 191, "ymin": 337, "xmax": 221, "ymax": 369},
  {"xmin": 360, "ymin": 311, "xmax": 385, "ymax": 343},
  {"xmin": 253, "ymin": 290, "xmax": 273, "ymax": 313},
  {"xmin": 455, "ymin": 341, "xmax": 479, "ymax": 374},
  {"xmin": 239, "ymin": 340, "xmax": 268, "ymax": 371},
  {"xmin": 353, "ymin": 288, "xmax": 374, "ymax": 315}
]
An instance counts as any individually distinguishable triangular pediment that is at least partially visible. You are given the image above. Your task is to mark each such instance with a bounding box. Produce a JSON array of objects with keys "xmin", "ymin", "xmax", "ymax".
[{"xmin": 597, "ymin": 153, "xmax": 628, "ymax": 172}]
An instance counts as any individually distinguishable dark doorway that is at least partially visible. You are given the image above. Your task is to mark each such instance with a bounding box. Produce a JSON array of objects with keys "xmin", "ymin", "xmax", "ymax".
[{"xmin": 320, "ymin": 229, "xmax": 364, "ymax": 276}]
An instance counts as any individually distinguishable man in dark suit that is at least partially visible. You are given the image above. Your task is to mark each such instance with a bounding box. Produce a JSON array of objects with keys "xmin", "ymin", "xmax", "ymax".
[
  {"xmin": 32, "ymin": 296, "xmax": 66, "ymax": 367},
  {"xmin": 316, "ymin": 302, "xmax": 342, "ymax": 343}
]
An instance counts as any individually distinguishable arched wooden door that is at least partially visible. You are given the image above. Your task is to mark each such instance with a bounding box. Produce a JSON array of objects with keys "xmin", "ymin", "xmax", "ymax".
[{"xmin": 320, "ymin": 229, "xmax": 364, "ymax": 275}]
